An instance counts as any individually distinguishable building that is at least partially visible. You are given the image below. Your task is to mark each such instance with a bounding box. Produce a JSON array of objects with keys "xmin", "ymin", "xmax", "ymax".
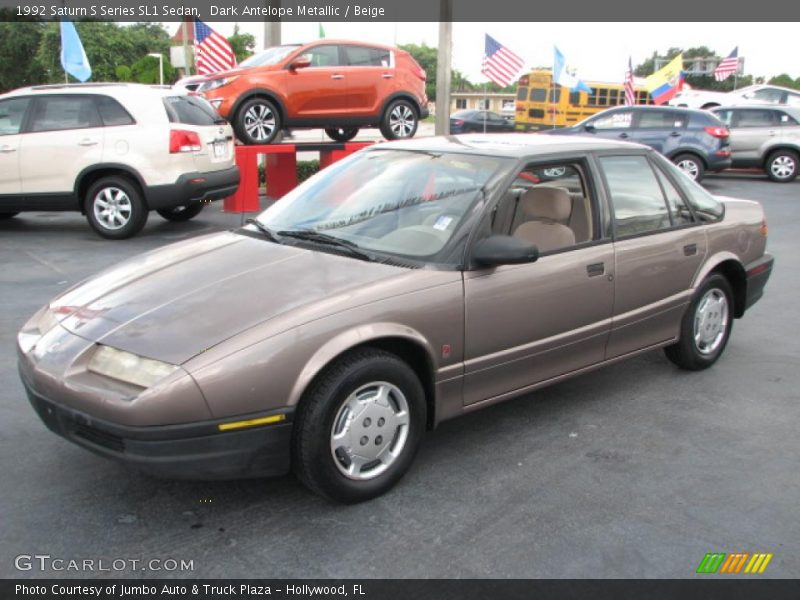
[{"xmin": 450, "ymin": 92, "xmax": 517, "ymax": 117}]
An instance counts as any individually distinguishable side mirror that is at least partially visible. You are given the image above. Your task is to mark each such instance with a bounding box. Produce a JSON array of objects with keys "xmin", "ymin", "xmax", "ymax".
[
  {"xmin": 473, "ymin": 235, "xmax": 539, "ymax": 267},
  {"xmin": 583, "ymin": 123, "xmax": 595, "ymax": 132},
  {"xmin": 289, "ymin": 56, "xmax": 311, "ymax": 70}
]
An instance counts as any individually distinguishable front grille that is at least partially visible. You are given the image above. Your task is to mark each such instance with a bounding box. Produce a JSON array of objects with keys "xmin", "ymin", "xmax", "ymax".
[{"xmin": 72, "ymin": 423, "xmax": 125, "ymax": 453}]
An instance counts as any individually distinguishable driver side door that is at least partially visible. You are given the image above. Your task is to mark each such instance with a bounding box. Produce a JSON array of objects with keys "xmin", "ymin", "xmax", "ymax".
[{"xmin": 462, "ymin": 158, "xmax": 615, "ymax": 405}]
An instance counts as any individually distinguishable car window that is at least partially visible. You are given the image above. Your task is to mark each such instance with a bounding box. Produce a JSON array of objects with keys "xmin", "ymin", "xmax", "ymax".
[
  {"xmin": 29, "ymin": 96, "xmax": 102, "ymax": 133},
  {"xmin": 94, "ymin": 95, "xmax": 135, "ymax": 126},
  {"xmin": 493, "ymin": 161, "xmax": 596, "ymax": 250},
  {"xmin": 713, "ymin": 109, "xmax": 733, "ymax": 126},
  {"xmin": 751, "ymin": 88, "xmax": 783, "ymax": 104},
  {"xmin": 653, "ymin": 165, "xmax": 694, "ymax": 226},
  {"xmin": 303, "ymin": 45, "xmax": 342, "ymax": 67},
  {"xmin": 239, "ymin": 45, "xmax": 299, "ymax": 68},
  {"xmin": 653, "ymin": 156, "xmax": 724, "ymax": 221},
  {"xmin": 786, "ymin": 93, "xmax": 800, "ymax": 107},
  {"xmin": 591, "ymin": 110, "xmax": 633, "ymax": 130},
  {"xmin": 600, "ymin": 155, "xmax": 671, "ymax": 237},
  {"xmin": 736, "ymin": 109, "xmax": 778, "ymax": 128},
  {"xmin": 344, "ymin": 46, "xmax": 391, "ymax": 67},
  {"xmin": 778, "ymin": 111, "xmax": 799, "ymax": 126},
  {"xmin": 0, "ymin": 97, "xmax": 30, "ymax": 135},
  {"xmin": 163, "ymin": 95, "xmax": 220, "ymax": 126},
  {"xmin": 637, "ymin": 110, "xmax": 686, "ymax": 129}
]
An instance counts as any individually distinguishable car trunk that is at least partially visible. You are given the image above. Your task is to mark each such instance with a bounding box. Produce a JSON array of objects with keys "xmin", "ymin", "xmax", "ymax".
[{"xmin": 163, "ymin": 95, "xmax": 234, "ymax": 173}]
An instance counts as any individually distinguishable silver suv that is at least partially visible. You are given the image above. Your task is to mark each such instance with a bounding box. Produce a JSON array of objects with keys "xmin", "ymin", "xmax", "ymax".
[
  {"xmin": 0, "ymin": 83, "xmax": 239, "ymax": 238},
  {"xmin": 712, "ymin": 106, "xmax": 800, "ymax": 182}
]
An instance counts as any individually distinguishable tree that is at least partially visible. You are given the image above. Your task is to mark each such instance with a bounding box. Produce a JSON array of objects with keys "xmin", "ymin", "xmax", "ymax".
[
  {"xmin": 768, "ymin": 74, "xmax": 800, "ymax": 90},
  {"xmin": 228, "ymin": 25, "xmax": 256, "ymax": 63},
  {"xmin": 635, "ymin": 46, "xmax": 755, "ymax": 91},
  {"xmin": 0, "ymin": 17, "xmax": 46, "ymax": 92},
  {"xmin": 130, "ymin": 55, "xmax": 176, "ymax": 85}
]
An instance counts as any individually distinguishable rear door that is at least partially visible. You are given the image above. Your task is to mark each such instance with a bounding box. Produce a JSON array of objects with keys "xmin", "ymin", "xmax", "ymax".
[
  {"xmin": 285, "ymin": 44, "xmax": 348, "ymax": 119},
  {"xmin": 725, "ymin": 108, "xmax": 779, "ymax": 163},
  {"xmin": 599, "ymin": 153, "xmax": 706, "ymax": 357},
  {"xmin": 342, "ymin": 45, "xmax": 394, "ymax": 117},
  {"xmin": 631, "ymin": 108, "xmax": 687, "ymax": 154},
  {"xmin": 0, "ymin": 97, "xmax": 30, "ymax": 197},
  {"xmin": 19, "ymin": 94, "xmax": 104, "ymax": 199}
]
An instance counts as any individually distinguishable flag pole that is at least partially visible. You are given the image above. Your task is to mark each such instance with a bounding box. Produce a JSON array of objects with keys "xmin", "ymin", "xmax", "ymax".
[{"xmin": 483, "ymin": 80, "xmax": 487, "ymax": 134}]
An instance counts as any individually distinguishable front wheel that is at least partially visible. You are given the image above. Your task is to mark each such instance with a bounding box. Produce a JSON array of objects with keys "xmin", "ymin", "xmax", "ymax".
[
  {"xmin": 765, "ymin": 149, "xmax": 798, "ymax": 183},
  {"xmin": 84, "ymin": 176, "xmax": 147, "ymax": 239},
  {"xmin": 664, "ymin": 273, "xmax": 734, "ymax": 370},
  {"xmin": 673, "ymin": 153, "xmax": 706, "ymax": 183},
  {"xmin": 292, "ymin": 348, "xmax": 426, "ymax": 503},
  {"xmin": 325, "ymin": 127, "xmax": 359, "ymax": 142},
  {"xmin": 379, "ymin": 99, "xmax": 419, "ymax": 140},
  {"xmin": 157, "ymin": 201, "xmax": 205, "ymax": 222},
  {"xmin": 234, "ymin": 97, "xmax": 282, "ymax": 145}
]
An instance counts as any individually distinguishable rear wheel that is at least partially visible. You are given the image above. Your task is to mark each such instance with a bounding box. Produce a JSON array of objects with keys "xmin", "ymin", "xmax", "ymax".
[
  {"xmin": 292, "ymin": 348, "xmax": 426, "ymax": 503},
  {"xmin": 325, "ymin": 127, "xmax": 359, "ymax": 142},
  {"xmin": 84, "ymin": 176, "xmax": 147, "ymax": 240},
  {"xmin": 765, "ymin": 149, "xmax": 799, "ymax": 183},
  {"xmin": 664, "ymin": 273, "xmax": 734, "ymax": 370},
  {"xmin": 673, "ymin": 153, "xmax": 705, "ymax": 182},
  {"xmin": 379, "ymin": 99, "xmax": 419, "ymax": 140},
  {"xmin": 157, "ymin": 201, "xmax": 205, "ymax": 222},
  {"xmin": 0, "ymin": 212, "xmax": 19, "ymax": 219},
  {"xmin": 235, "ymin": 97, "xmax": 282, "ymax": 145}
]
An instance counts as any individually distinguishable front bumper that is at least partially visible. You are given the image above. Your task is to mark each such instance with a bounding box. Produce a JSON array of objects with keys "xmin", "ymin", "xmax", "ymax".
[
  {"xmin": 23, "ymin": 377, "xmax": 293, "ymax": 481},
  {"xmin": 146, "ymin": 166, "xmax": 240, "ymax": 210},
  {"xmin": 744, "ymin": 253, "xmax": 774, "ymax": 311}
]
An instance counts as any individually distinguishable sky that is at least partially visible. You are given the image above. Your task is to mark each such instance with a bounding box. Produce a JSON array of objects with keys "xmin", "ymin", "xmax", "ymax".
[{"xmin": 172, "ymin": 21, "xmax": 800, "ymax": 83}]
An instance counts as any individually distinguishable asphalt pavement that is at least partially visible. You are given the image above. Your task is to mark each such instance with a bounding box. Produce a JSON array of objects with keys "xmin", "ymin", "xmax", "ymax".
[{"xmin": 0, "ymin": 171, "xmax": 797, "ymax": 579}]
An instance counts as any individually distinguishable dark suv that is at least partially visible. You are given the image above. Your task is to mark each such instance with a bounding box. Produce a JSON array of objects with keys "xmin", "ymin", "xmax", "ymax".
[{"xmin": 543, "ymin": 105, "xmax": 731, "ymax": 182}]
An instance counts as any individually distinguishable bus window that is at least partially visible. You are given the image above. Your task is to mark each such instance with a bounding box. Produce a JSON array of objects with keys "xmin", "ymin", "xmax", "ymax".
[
  {"xmin": 549, "ymin": 88, "xmax": 561, "ymax": 103},
  {"xmin": 516, "ymin": 87, "xmax": 528, "ymax": 101},
  {"xmin": 609, "ymin": 89, "xmax": 620, "ymax": 105},
  {"xmin": 569, "ymin": 91, "xmax": 581, "ymax": 105},
  {"xmin": 598, "ymin": 88, "xmax": 608, "ymax": 106},
  {"xmin": 530, "ymin": 88, "xmax": 547, "ymax": 102}
]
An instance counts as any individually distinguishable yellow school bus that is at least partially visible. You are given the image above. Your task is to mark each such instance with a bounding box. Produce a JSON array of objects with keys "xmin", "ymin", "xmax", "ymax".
[{"xmin": 515, "ymin": 69, "xmax": 653, "ymax": 130}]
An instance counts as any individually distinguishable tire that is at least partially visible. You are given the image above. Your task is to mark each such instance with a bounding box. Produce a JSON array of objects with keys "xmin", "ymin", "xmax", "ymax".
[
  {"xmin": 325, "ymin": 127, "xmax": 359, "ymax": 142},
  {"xmin": 673, "ymin": 153, "xmax": 706, "ymax": 183},
  {"xmin": 292, "ymin": 348, "xmax": 426, "ymax": 503},
  {"xmin": 379, "ymin": 99, "xmax": 419, "ymax": 140},
  {"xmin": 156, "ymin": 201, "xmax": 205, "ymax": 222},
  {"xmin": 664, "ymin": 273, "xmax": 734, "ymax": 371},
  {"xmin": 765, "ymin": 149, "xmax": 799, "ymax": 183},
  {"xmin": 0, "ymin": 212, "xmax": 19, "ymax": 219},
  {"xmin": 84, "ymin": 176, "xmax": 147, "ymax": 240},
  {"xmin": 234, "ymin": 97, "xmax": 282, "ymax": 145}
]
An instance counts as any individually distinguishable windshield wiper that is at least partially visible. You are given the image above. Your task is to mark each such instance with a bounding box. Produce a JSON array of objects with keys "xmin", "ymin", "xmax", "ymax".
[
  {"xmin": 245, "ymin": 218, "xmax": 280, "ymax": 243},
  {"xmin": 277, "ymin": 229, "xmax": 376, "ymax": 262}
]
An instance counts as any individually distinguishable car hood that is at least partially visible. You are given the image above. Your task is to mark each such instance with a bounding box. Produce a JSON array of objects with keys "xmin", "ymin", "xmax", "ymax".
[{"xmin": 51, "ymin": 232, "xmax": 408, "ymax": 365}]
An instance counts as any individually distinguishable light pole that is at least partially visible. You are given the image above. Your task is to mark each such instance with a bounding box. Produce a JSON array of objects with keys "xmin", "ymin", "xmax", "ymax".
[{"xmin": 148, "ymin": 53, "xmax": 164, "ymax": 86}]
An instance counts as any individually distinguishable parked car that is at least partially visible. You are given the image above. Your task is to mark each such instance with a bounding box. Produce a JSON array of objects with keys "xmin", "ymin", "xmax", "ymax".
[
  {"xmin": 450, "ymin": 110, "xmax": 515, "ymax": 133},
  {"xmin": 669, "ymin": 84, "xmax": 800, "ymax": 110},
  {"xmin": 196, "ymin": 40, "xmax": 429, "ymax": 145},
  {"xmin": 712, "ymin": 105, "xmax": 800, "ymax": 182},
  {"xmin": 0, "ymin": 83, "xmax": 239, "ymax": 239},
  {"xmin": 18, "ymin": 134, "xmax": 773, "ymax": 503},
  {"xmin": 541, "ymin": 105, "xmax": 732, "ymax": 182}
]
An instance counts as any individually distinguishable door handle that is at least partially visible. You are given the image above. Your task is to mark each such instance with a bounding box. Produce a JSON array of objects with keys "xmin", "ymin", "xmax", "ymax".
[
  {"xmin": 382, "ymin": 73, "xmax": 394, "ymax": 79},
  {"xmin": 0, "ymin": 144, "xmax": 16, "ymax": 153},
  {"xmin": 586, "ymin": 262, "xmax": 605, "ymax": 277},
  {"xmin": 330, "ymin": 74, "xmax": 344, "ymax": 80},
  {"xmin": 78, "ymin": 139, "xmax": 99, "ymax": 146},
  {"xmin": 618, "ymin": 133, "xmax": 629, "ymax": 139},
  {"xmin": 669, "ymin": 131, "xmax": 681, "ymax": 137},
  {"xmin": 683, "ymin": 243, "xmax": 697, "ymax": 256}
]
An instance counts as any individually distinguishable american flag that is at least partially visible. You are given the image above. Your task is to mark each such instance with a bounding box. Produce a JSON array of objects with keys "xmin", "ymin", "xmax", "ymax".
[
  {"xmin": 714, "ymin": 47, "xmax": 739, "ymax": 82},
  {"xmin": 481, "ymin": 34, "xmax": 525, "ymax": 88},
  {"xmin": 194, "ymin": 20, "xmax": 236, "ymax": 75},
  {"xmin": 624, "ymin": 57, "xmax": 636, "ymax": 105}
]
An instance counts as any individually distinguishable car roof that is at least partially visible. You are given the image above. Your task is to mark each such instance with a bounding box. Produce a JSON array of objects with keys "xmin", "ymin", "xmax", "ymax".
[
  {"xmin": 713, "ymin": 105, "xmax": 800, "ymax": 117},
  {"xmin": 377, "ymin": 133, "xmax": 650, "ymax": 157},
  {"xmin": 301, "ymin": 38, "xmax": 398, "ymax": 52},
  {"xmin": 1, "ymin": 83, "xmax": 184, "ymax": 100},
  {"xmin": 609, "ymin": 104, "xmax": 712, "ymax": 117}
]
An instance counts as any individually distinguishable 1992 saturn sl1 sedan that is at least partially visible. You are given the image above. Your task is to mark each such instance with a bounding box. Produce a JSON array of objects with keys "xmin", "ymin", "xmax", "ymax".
[{"xmin": 18, "ymin": 135, "xmax": 774, "ymax": 503}]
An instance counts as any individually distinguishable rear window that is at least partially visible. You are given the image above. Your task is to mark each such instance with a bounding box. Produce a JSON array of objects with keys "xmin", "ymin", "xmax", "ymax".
[
  {"xmin": 163, "ymin": 95, "xmax": 222, "ymax": 126},
  {"xmin": 516, "ymin": 87, "xmax": 528, "ymax": 101},
  {"xmin": 344, "ymin": 46, "xmax": 391, "ymax": 67},
  {"xmin": 95, "ymin": 95, "xmax": 134, "ymax": 126},
  {"xmin": 530, "ymin": 88, "xmax": 547, "ymax": 102}
]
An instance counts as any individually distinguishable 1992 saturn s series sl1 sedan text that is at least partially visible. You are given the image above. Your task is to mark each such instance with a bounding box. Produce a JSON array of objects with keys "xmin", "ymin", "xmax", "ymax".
[{"xmin": 18, "ymin": 135, "xmax": 774, "ymax": 503}]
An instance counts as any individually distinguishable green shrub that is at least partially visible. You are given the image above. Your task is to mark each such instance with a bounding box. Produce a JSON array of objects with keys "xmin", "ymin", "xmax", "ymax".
[{"xmin": 258, "ymin": 159, "xmax": 321, "ymax": 189}]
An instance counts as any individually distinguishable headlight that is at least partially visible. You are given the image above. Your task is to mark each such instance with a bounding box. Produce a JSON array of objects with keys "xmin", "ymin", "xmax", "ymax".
[
  {"xmin": 18, "ymin": 307, "xmax": 61, "ymax": 353},
  {"xmin": 88, "ymin": 346, "xmax": 179, "ymax": 389},
  {"xmin": 200, "ymin": 76, "xmax": 238, "ymax": 92}
]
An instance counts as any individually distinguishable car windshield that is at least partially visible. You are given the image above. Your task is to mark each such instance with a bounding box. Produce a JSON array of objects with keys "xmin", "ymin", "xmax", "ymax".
[
  {"xmin": 239, "ymin": 45, "xmax": 300, "ymax": 68},
  {"xmin": 255, "ymin": 149, "xmax": 509, "ymax": 262}
]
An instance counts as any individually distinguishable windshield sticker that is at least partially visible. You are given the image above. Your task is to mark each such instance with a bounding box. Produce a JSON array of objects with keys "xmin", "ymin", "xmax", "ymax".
[{"xmin": 433, "ymin": 216, "xmax": 454, "ymax": 231}]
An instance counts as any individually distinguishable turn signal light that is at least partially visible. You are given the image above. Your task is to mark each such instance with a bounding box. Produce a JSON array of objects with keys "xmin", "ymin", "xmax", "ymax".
[
  {"xmin": 169, "ymin": 129, "xmax": 202, "ymax": 153},
  {"xmin": 760, "ymin": 217, "xmax": 768, "ymax": 237}
]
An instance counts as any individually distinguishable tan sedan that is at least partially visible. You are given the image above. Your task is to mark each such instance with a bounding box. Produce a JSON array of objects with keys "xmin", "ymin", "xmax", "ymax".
[{"xmin": 18, "ymin": 135, "xmax": 774, "ymax": 503}]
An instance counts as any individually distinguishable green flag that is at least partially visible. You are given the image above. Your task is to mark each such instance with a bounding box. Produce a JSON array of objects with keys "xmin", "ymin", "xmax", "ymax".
[{"xmin": 319, "ymin": 23, "xmax": 326, "ymax": 38}]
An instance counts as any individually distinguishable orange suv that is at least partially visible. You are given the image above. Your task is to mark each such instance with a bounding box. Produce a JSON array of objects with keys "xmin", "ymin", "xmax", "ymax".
[{"xmin": 198, "ymin": 40, "xmax": 429, "ymax": 144}]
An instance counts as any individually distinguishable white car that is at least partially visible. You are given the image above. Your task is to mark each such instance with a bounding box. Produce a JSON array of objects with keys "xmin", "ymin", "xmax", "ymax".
[
  {"xmin": 669, "ymin": 84, "xmax": 800, "ymax": 110},
  {"xmin": 0, "ymin": 83, "xmax": 239, "ymax": 239}
]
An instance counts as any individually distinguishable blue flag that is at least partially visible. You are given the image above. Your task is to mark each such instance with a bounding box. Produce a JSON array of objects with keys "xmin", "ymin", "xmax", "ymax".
[
  {"xmin": 553, "ymin": 46, "xmax": 591, "ymax": 93},
  {"xmin": 60, "ymin": 20, "xmax": 91, "ymax": 82}
]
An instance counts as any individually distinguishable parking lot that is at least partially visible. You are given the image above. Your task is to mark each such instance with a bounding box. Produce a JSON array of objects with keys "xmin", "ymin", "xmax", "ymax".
[{"xmin": 0, "ymin": 172, "xmax": 798, "ymax": 579}]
